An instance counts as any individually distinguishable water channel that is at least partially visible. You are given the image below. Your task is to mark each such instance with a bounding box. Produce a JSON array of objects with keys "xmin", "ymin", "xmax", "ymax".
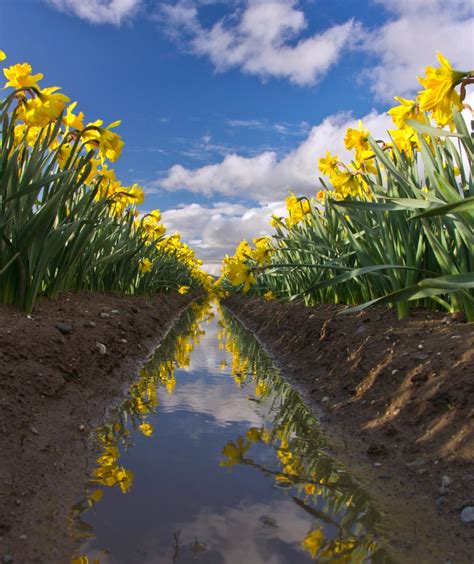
[{"xmin": 70, "ymin": 301, "xmax": 393, "ymax": 563}]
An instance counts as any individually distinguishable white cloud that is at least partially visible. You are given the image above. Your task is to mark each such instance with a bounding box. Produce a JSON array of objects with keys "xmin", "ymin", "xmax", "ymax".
[
  {"xmin": 161, "ymin": 0, "xmax": 358, "ymax": 85},
  {"xmin": 159, "ymin": 109, "xmax": 393, "ymax": 201},
  {"xmin": 47, "ymin": 0, "xmax": 142, "ymax": 24},
  {"xmin": 363, "ymin": 0, "xmax": 474, "ymax": 101},
  {"xmin": 161, "ymin": 201, "xmax": 286, "ymax": 274}
]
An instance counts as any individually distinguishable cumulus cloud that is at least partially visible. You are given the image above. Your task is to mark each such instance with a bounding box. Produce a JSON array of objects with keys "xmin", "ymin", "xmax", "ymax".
[
  {"xmin": 47, "ymin": 0, "xmax": 142, "ymax": 24},
  {"xmin": 363, "ymin": 0, "xmax": 474, "ymax": 101},
  {"xmin": 160, "ymin": 0, "xmax": 358, "ymax": 85},
  {"xmin": 159, "ymin": 109, "xmax": 393, "ymax": 201},
  {"xmin": 161, "ymin": 201, "xmax": 286, "ymax": 274}
]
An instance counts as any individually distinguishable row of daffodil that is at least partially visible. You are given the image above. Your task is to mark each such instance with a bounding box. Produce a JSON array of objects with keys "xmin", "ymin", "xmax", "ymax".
[
  {"xmin": 0, "ymin": 50, "xmax": 213, "ymax": 312},
  {"xmin": 216, "ymin": 306, "xmax": 386, "ymax": 561},
  {"xmin": 218, "ymin": 52, "xmax": 474, "ymax": 320}
]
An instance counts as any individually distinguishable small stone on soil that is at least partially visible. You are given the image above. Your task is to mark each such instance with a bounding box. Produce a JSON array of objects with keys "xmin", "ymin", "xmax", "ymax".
[
  {"xmin": 441, "ymin": 475, "xmax": 452, "ymax": 487},
  {"xmin": 99, "ymin": 313, "xmax": 110, "ymax": 319},
  {"xmin": 460, "ymin": 506, "xmax": 474, "ymax": 523},
  {"xmin": 84, "ymin": 321, "xmax": 96, "ymax": 328},
  {"xmin": 54, "ymin": 322, "xmax": 73, "ymax": 335},
  {"xmin": 95, "ymin": 342, "xmax": 106, "ymax": 355},
  {"xmin": 406, "ymin": 457, "xmax": 426, "ymax": 467}
]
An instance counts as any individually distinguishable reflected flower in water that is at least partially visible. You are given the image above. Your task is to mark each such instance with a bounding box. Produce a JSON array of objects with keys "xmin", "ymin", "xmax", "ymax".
[
  {"xmin": 303, "ymin": 528, "xmax": 325, "ymax": 559},
  {"xmin": 139, "ymin": 422, "xmax": 154, "ymax": 436}
]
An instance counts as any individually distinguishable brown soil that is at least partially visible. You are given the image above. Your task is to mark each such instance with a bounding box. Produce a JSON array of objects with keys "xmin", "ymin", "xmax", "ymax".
[
  {"xmin": 0, "ymin": 291, "xmax": 194, "ymax": 564},
  {"xmin": 223, "ymin": 295, "xmax": 474, "ymax": 562}
]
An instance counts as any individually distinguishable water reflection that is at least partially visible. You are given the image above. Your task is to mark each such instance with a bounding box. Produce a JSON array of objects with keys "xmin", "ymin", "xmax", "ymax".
[{"xmin": 70, "ymin": 301, "xmax": 393, "ymax": 563}]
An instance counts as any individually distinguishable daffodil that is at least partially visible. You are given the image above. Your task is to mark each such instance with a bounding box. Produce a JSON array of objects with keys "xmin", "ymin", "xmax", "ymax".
[
  {"xmin": 302, "ymin": 528, "xmax": 325, "ymax": 559},
  {"xmin": 344, "ymin": 121, "xmax": 370, "ymax": 159},
  {"xmin": 388, "ymin": 96, "xmax": 425, "ymax": 130},
  {"xmin": 82, "ymin": 120, "xmax": 124, "ymax": 162},
  {"xmin": 178, "ymin": 285, "xmax": 189, "ymax": 295},
  {"xmin": 263, "ymin": 290, "xmax": 277, "ymax": 301},
  {"xmin": 0, "ymin": 50, "xmax": 6, "ymax": 62},
  {"xmin": 139, "ymin": 422, "xmax": 153, "ymax": 437},
  {"xmin": 63, "ymin": 101, "xmax": 84, "ymax": 130},
  {"xmin": 139, "ymin": 258, "xmax": 152, "ymax": 274},
  {"xmin": 3, "ymin": 62, "xmax": 43, "ymax": 90},
  {"xmin": 285, "ymin": 194, "xmax": 311, "ymax": 227},
  {"xmin": 318, "ymin": 151, "xmax": 339, "ymax": 176},
  {"xmin": 417, "ymin": 52, "xmax": 469, "ymax": 127},
  {"xmin": 251, "ymin": 237, "xmax": 273, "ymax": 265},
  {"xmin": 304, "ymin": 483, "xmax": 316, "ymax": 496},
  {"xmin": 226, "ymin": 260, "xmax": 256, "ymax": 292},
  {"xmin": 220, "ymin": 436, "xmax": 251, "ymax": 467},
  {"xmin": 246, "ymin": 427, "xmax": 262, "ymax": 442}
]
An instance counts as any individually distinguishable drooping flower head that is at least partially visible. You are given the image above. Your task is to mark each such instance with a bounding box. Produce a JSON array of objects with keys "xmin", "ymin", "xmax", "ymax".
[{"xmin": 417, "ymin": 52, "xmax": 470, "ymax": 127}]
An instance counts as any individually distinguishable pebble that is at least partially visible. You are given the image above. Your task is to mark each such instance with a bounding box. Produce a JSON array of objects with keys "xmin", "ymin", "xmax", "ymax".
[
  {"xmin": 417, "ymin": 344, "xmax": 424, "ymax": 350},
  {"xmin": 462, "ymin": 474, "xmax": 474, "ymax": 482},
  {"xmin": 95, "ymin": 342, "xmax": 106, "ymax": 355},
  {"xmin": 373, "ymin": 463, "xmax": 382, "ymax": 468},
  {"xmin": 84, "ymin": 321, "xmax": 96, "ymax": 328},
  {"xmin": 54, "ymin": 322, "xmax": 73, "ymax": 335},
  {"xmin": 19, "ymin": 535, "xmax": 27, "ymax": 540},
  {"xmin": 118, "ymin": 338, "xmax": 128, "ymax": 344},
  {"xmin": 406, "ymin": 457, "xmax": 426, "ymax": 467},
  {"xmin": 111, "ymin": 310, "xmax": 120, "ymax": 315},
  {"xmin": 321, "ymin": 396, "xmax": 330, "ymax": 403},
  {"xmin": 414, "ymin": 353, "xmax": 429, "ymax": 361},
  {"xmin": 30, "ymin": 426, "xmax": 39, "ymax": 435},
  {"xmin": 79, "ymin": 425, "xmax": 85, "ymax": 431},
  {"xmin": 99, "ymin": 313, "xmax": 110, "ymax": 319},
  {"xmin": 3, "ymin": 555, "xmax": 14, "ymax": 563},
  {"xmin": 436, "ymin": 496, "xmax": 447, "ymax": 506},
  {"xmin": 460, "ymin": 506, "xmax": 474, "ymax": 523},
  {"xmin": 441, "ymin": 475, "xmax": 452, "ymax": 487}
]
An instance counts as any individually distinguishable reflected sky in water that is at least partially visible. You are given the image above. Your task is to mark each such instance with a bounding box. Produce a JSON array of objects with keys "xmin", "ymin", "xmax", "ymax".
[{"xmin": 71, "ymin": 301, "xmax": 393, "ymax": 564}]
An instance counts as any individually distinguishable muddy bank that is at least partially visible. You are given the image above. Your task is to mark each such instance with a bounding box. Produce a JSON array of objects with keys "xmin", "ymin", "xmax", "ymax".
[
  {"xmin": 0, "ymin": 292, "xmax": 194, "ymax": 564},
  {"xmin": 223, "ymin": 295, "xmax": 474, "ymax": 559}
]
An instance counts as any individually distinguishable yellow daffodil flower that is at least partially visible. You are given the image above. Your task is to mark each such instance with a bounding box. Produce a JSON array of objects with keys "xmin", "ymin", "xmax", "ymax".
[
  {"xmin": 63, "ymin": 101, "xmax": 84, "ymax": 130},
  {"xmin": 139, "ymin": 422, "xmax": 153, "ymax": 437},
  {"xmin": 3, "ymin": 62, "xmax": 43, "ymax": 90},
  {"xmin": 139, "ymin": 258, "xmax": 152, "ymax": 273},
  {"xmin": 302, "ymin": 528, "xmax": 325, "ymax": 559},
  {"xmin": 417, "ymin": 52, "xmax": 469, "ymax": 127},
  {"xmin": 318, "ymin": 151, "xmax": 339, "ymax": 176}
]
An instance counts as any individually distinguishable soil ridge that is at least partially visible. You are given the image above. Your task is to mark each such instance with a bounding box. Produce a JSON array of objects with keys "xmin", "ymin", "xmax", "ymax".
[{"xmin": 0, "ymin": 292, "xmax": 194, "ymax": 563}]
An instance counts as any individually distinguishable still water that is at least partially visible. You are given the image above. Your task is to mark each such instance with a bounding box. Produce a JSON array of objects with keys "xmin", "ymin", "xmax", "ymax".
[{"xmin": 70, "ymin": 301, "xmax": 393, "ymax": 563}]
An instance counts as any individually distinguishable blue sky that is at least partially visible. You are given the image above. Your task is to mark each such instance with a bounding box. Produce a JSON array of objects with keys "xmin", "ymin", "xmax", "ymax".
[{"xmin": 1, "ymin": 0, "xmax": 473, "ymax": 272}]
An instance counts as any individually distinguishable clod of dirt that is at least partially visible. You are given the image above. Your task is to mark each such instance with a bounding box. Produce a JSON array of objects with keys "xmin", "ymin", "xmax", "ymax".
[{"xmin": 367, "ymin": 443, "xmax": 389, "ymax": 456}]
